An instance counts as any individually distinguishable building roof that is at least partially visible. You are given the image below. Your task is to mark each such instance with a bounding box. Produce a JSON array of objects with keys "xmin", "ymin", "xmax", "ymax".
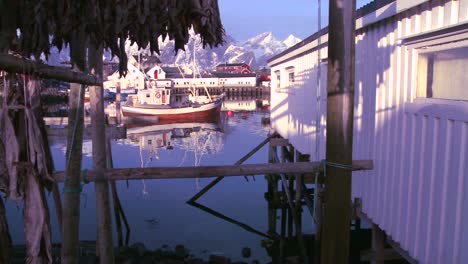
[
  {"xmin": 211, "ymin": 72, "xmax": 257, "ymax": 78},
  {"xmin": 267, "ymin": 0, "xmax": 396, "ymax": 64},
  {"xmin": 215, "ymin": 63, "xmax": 248, "ymax": 67},
  {"xmin": 161, "ymin": 67, "xmax": 192, "ymax": 78}
]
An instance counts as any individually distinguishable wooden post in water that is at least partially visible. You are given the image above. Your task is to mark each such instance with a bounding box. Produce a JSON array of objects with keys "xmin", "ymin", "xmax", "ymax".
[
  {"xmin": 61, "ymin": 31, "xmax": 86, "ymax": 264},
  {"xmin": 116, "ymin": 84, "xmax": 122, "ymax": 124},
  {"xmin": 89, "ymin": 41, "xmax": 115, "ymax": 263},
  {"xmin": 371, "ymin": 224, "xmax": 386, "ymax": 264},
  {"xmin": 320, "ymin": 0, "xmax": 356, "ymax": 263}
]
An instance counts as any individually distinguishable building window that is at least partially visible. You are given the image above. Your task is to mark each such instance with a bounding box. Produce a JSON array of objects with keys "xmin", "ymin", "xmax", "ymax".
[
  {"xmin": 275, "ymin": 71, "xmax": 281, "ymax": 89},
  {"xmin": 288, "ymin": 72, "xmax": 295, "ymax": 85},
  {"xmin": 285, "ymin": 66, "xmax": 295, "ymax": 86},
  {"xmin": 418, "ymin": 46, "xmax": 468, "ymax": 101}
]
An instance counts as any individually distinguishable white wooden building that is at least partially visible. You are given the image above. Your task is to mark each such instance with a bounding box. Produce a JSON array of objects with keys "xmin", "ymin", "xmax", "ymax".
[
  {"xmin": 267, "ymin": 0, "xmax": 468, "ymax": 263},
  {"xmin": 104, "ymin": 56, "xmax": 166, "ymax": 91}
]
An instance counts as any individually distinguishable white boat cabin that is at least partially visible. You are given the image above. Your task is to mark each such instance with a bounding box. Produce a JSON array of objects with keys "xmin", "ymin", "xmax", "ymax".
[{"xmin": 129, "ymin": 87, "xmax": 191, "ymax": 108}]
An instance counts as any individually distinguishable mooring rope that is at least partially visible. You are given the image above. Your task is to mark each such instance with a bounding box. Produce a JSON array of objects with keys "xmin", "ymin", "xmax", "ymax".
[{"xmin": 62, "ymin": 169, "xmax": 89, "ymax": 193}]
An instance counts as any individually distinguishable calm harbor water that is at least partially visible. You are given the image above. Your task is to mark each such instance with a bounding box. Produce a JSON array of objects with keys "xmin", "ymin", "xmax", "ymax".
[{"xmin": 5, "ymin": 96, "xmax": 314, "ymax": 262}]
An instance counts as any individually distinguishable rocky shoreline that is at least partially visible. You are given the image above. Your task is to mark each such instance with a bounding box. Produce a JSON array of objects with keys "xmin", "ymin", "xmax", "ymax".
[{"xmin": 12, "ymin": 242, "xmax": 262, "ymax": 264}]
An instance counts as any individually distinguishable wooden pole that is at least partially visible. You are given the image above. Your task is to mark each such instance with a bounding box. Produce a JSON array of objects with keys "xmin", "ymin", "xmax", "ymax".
[
  {"xmin": 88, "ymin": 41, "xmax": 115, "ymax": 263},
  {"xmin": 320, "ymin": 0, "xmax": 356, "ymax": 263},
  {"xmin": 0, "ymin": 53, "xmax": 102, "ymax": 85},
  {"xmin": 106, "ymin": 139, "xmax": 123, "ymax": 247},
  {"xmin": 61, "ymin": 31, "xmax": 86, "ymax": 264},
  {"xmin": 116, "ymin": 84, "xmax": 121, "ymax": 124}
]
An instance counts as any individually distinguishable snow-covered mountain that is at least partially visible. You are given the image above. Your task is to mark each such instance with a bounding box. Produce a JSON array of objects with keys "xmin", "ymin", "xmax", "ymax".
[
  {"xmin": 240, "ymin": 32, "xmax": 301, "ymax": 67},
  {"xmin": 121, "ymin": 31, "xmax": 300, "ymax": 71},
  {"xmin": 45, "ymin": 32, "xmax": 301, "ymax": 71},
  {"xmin": 283, "ymin": 34, "xmax": 302, "ymax": 48}
]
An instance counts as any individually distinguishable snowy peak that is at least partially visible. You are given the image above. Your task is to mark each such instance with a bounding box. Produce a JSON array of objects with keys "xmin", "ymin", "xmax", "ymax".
[
  {"xmin": 244, "ymin": 32, "xmax": 276, "ymax": 46},
  {"xmin": 283, "ymin": 34, "xmax": 301, "ymax": 48}
]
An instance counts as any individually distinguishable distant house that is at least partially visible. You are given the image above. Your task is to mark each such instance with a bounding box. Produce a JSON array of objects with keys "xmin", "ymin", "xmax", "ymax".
[
  {"xmin": 104, "ymin": 56, "xmax": 165, "ymax": 91},
  {"xmin": 254, "ymin": 68, "xmax": 271, "ymax": 86},
  {"xmin": 162, "ymin": 66, "xmax": 193, "ymax": 79},
  {"xmin": 146, "ymin": 65, "xmax": 166, "ymax": 80},
  {"xmin": 215, "ymin": 63, "xmax": 251, "ymax": 74}
]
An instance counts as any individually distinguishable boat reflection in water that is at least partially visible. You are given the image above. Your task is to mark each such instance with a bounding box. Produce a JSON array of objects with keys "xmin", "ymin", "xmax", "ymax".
[{"xmin": 123, "ymin": 119, "xmax": 226, "ymax": 194}]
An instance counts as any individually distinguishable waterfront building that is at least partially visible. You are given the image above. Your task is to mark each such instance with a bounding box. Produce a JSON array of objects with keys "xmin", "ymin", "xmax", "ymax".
[{"xmin": 267, "ymin": 0, "xmax": 468, "ymax": 263}]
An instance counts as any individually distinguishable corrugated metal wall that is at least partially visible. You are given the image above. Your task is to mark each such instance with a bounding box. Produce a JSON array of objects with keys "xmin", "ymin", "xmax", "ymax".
[
  {"xmin": 269, "ymin": 0, "xmax": 468, "ymax": 263},
  {"xmin": 270, "ymin": 40, "xmax": 328, "ymax": 160}
]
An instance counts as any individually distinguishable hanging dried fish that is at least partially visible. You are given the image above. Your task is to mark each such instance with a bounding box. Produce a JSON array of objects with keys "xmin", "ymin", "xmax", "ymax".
[
  {"xmin": 0, "ymin": 75, "xmax": 54, "ymax": 263},
  {"xmin": 0, "ymin": 0, "xmax": 225, "ymax": 76}
]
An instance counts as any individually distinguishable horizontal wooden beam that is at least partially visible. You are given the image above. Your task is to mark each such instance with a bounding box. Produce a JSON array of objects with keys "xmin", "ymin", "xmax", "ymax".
[
  {"xmin": 270, "ymin": 138, "xmax": 289, "ymax": 147},
  {"xmin": 303, "ymin": 160, "xmax": 373, "ymax": 183},
  {"xmin": 360, "ymin": 249, "xmax": 403, "ymax": 262},
  {"xmin": 53, "ymin": 160, "xmax": 373, "ymax": 182},
  {"xmin": 0, "ymin": 53, "xmax": 102, "ymax": 85}
]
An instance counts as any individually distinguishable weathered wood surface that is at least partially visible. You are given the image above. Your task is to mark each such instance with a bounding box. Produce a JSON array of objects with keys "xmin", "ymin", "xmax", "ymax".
[
  {"xmin": 47, "ymin": 125, "xmax": 126, "ymax": 140},
  {"xmin": 321, "ymin": 0, "xmax": 356, "ymax": 263},
  {"xmin": 61, "ymin": 31, "xmax": 86, "ymax": 264},
  {"xmin": 0, "ymin": 53, "xmax": 102, "ymax": 86},
  {"xmin": 89, "ymin": 42, "xmax": 115, "ymax": 264},
  {"xmin": 54, "ymin": 160, "xmax": 373, "ymax": 182},
  {"xmin": 360, "ymin": 249, "xmax": 403, "ymax": 262},
  {"xmin": 270, "ymin": 138, "xmax": 289, "ymax": 147}
]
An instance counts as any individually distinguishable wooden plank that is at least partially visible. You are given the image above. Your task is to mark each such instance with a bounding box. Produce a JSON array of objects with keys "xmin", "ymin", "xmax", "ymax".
[
  {"xmin": 270, "ymin": 138, "xmax": 289, "ymax": 147},
  {"xmin": 387, "ymin": 238, "xmax": 419, "ymax": 264},
  {"xmin": 0, "ymin": 53, "xmax": 102, "ymax": 85},
  {"xmin": 360, "ymin": 249, "xmax": 403, "ymax": 262},
  {"xmin": 54, "ymin": 160, "xmax": 373, "ymax": 182},
  {"xmin": 321, "ymin": 0, "xmax": 356, "ymax": 263},
  {"xmin": 47, "ymin": 125, "xmax": 126, "ymax": 140}
]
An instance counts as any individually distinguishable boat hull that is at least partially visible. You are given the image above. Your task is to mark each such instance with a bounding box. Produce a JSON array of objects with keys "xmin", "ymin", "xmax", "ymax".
[{"xmin": 122, "ymin": 99, "xmax": 222, "ymax": 122}]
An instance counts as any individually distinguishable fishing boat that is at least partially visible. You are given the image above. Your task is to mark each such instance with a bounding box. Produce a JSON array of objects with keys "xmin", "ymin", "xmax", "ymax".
[{"xmin": 122, "ymin": 81, "xmax": 224, "ymax": 122}]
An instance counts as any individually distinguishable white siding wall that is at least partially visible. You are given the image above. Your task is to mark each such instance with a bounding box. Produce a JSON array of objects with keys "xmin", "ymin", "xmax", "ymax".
[
  {"xmin": 270, "ymin": 40, "xmax": 328, "ymax": 159},
  {"xmin": 269, "ymin": 0, "xmax": 468, "ymax": 263}
]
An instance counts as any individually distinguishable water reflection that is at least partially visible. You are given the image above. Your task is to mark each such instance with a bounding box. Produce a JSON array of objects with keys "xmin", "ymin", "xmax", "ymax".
[
  {"xmin": 7, "ymin": 95, "xmax": 285, "ymax": 263},
  {"xmin": 123, "ymin": 120, "xmax": 226, "ymax": 194}
]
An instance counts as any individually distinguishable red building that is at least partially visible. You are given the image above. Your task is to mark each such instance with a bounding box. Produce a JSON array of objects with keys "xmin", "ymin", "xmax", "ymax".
[{"xmin": 215, "ymin": 63, "xmax": 251, "ymax": 74}]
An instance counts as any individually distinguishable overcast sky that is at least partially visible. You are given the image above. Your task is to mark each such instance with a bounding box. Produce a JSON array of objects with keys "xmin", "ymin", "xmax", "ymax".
[{"xmin": 218, "ymin": 0, "xmax": 374, "ymax": 41}]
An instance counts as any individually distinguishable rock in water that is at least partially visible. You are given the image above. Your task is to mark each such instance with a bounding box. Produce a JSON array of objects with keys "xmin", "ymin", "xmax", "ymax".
[
  {"xmin": 209, "ymin": 254, "xmax": 231, "ymax": 264},
  {"xmin": 175, "ymin": 244, "xmax": 189, "ymax": 258},
  {"xmin": 241, "ymin": 247, "xmax": 251, "ymax": 258}
]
